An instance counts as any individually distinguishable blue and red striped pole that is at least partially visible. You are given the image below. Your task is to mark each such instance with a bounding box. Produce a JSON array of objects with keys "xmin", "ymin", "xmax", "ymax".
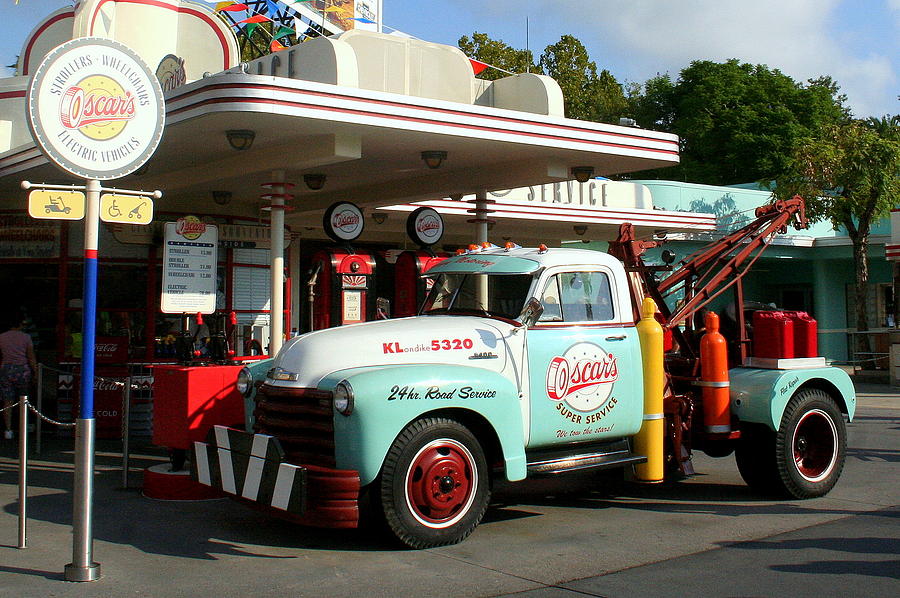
[{"xmin": 65, "ymin": 178, "xmax": 101, "ymax": 582}]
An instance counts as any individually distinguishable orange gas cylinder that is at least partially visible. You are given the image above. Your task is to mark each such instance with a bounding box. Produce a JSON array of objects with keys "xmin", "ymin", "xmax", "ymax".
[{"xmin": 700, "ymin": 311, "xmax": 731, "ymax": 434}]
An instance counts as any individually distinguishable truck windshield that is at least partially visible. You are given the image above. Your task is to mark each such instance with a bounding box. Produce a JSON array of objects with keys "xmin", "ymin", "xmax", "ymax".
[{"xmin": 421, "ymin": 273, "xmax": 534, "ymax": 320}]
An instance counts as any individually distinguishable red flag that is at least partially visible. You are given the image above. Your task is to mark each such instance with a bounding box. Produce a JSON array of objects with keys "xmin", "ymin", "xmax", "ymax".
[
  {"xmin": 469, "ymin": 59, "xmax": 489, "ymax": 75},
  {"xmin": 238, "ymin": 15, "xmax": 271, "ymax": 24},
  {"xmin": 217, "ymin": 3, "xmax": 249, "ymax": 12},
  {"xmin": 270, "ymin": 39, "xmax": 287, "ymax": 52}
]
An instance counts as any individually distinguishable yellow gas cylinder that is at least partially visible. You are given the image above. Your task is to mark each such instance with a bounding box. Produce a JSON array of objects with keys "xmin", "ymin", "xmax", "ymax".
[
  {"xmin": 634, "ymin": 297, "xmax": 664, "ymax": 482},
  {"xmin": 700, "ymin": 311, "xmax": 731, "ymax": 434}
]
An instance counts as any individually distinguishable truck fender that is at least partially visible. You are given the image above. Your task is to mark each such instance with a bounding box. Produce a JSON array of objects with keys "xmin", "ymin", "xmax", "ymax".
[
  {"xmin": 729, "ymin": 366, "xmax": 856, "ymax": 431},
  {"xmin": 317, "ymin": 364, "xmax": 527, "ymax": 486}
]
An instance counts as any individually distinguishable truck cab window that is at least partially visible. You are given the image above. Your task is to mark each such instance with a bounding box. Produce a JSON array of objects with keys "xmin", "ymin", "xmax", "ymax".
[
  {"xmin": 422, "ymin": 273, "xmax": 532, "ymax": 320},
  {"xmin": 538, "ymin": 277, "xmax": 562, "ymax": 321},
  {"xmin": 542, "ymin": 271, "xmax": 614, "ymax": 322}
]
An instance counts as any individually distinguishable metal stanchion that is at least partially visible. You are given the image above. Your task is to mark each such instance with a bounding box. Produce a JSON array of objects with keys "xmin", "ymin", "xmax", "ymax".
[
  {"xmin": 18, "ymin": 394, "xmax": 28, "ymax": 549},
  {"xmin": 121, "ymin": 377, "xmax": 131, "ymax": 489},
  {"xmin": 34, "ymin": 364, "xmax": 43, "ymax": 456}
]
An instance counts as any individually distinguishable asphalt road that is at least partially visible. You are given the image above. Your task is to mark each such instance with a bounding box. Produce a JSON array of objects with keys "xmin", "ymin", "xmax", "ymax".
[{"xmin": 0, "ymin": 386, "xmax": 897, "ymax": 598}]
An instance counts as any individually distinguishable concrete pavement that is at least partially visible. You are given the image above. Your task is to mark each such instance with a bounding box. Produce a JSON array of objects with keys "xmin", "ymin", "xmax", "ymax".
[{"xmin": 0, "ymin": 383, "xmax": 897, "ymax": 597}]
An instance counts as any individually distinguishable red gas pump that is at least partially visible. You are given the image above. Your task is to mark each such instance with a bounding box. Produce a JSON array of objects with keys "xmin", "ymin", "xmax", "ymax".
[
  {"xmin": 308, "ymin": 202, "xmax": 376, "ymax": 330},
  {"xmin": 310, "ymin": 248, "xmax": 377, "ymax": 329},
  {"xmin": 394, "ymin": 250, "xmax": 448, "ymax": 318},
  {"xmin": 393, "ymin": 207, "xmax": 448, "ymax": 317}
]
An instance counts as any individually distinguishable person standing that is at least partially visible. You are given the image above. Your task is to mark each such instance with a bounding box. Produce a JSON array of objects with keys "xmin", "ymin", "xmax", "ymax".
[{"xmin": 0, "ymin": 311, "xmax": 37, "ymax": 440}]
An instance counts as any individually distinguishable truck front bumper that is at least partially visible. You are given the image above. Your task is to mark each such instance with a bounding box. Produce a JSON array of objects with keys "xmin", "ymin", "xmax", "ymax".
[{"xmin": 191, "ymin": 425, "xmax": 361, "ymax": 528}]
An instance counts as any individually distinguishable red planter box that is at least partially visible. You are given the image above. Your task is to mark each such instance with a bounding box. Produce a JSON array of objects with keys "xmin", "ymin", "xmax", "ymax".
[{"xmin": 152, "ymin": 364, "xmax": 245, "ymax": 450}]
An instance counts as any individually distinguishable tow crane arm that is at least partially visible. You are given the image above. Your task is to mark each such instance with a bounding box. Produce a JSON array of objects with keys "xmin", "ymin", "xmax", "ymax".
[{"xmin": 609, "ymin": 195, "xmax": 807, "ymax": 362}]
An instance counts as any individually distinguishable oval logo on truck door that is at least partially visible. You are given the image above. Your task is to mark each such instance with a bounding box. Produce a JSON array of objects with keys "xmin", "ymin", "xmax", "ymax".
[{"xmin": 546, "ymin": 342, "xmax": 618, "ymax": 412}]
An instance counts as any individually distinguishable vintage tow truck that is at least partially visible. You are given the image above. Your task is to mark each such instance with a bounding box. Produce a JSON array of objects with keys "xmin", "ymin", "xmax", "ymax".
[{"xmin": 192, "ymin": 197, "xmax": 854, "ymax": 548}]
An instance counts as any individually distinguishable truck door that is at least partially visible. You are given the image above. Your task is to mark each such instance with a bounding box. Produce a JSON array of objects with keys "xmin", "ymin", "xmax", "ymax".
[{"xmin": 525, "ymin": 269, "xmax": 644, "ymax": 448}]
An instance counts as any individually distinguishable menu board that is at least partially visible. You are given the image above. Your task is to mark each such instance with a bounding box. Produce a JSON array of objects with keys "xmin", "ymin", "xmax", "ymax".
[{"xmin": 161, "ymin": 218, "xmax": 218, "ymax": 313}]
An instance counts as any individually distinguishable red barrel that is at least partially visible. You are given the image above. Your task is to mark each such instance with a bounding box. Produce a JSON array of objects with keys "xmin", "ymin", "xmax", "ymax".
[
  {"xmin": 752, "ymin": 311, "xmax": 794, "ymax": 359},
  {"xmin": 784, "ymin": 311, "xmax": 818, "ymax": 357}
]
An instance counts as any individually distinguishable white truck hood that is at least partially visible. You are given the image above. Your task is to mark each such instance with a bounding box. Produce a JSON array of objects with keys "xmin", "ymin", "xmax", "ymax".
[{"xmin": 269, "ymin": 316, "xmax": 516, "ymax": 388}]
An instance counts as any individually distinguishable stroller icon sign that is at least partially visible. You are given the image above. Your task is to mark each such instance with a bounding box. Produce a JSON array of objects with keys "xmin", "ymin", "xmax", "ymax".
[{"xmin": 99, "ymin": 193, "xmax": 154, "ymax": 225}]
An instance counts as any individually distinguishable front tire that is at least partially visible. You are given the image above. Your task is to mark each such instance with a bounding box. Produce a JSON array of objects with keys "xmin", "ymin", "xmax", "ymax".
[{"xmin": 380, "ymin": 417, "xmax": 490, "ymax": 548}]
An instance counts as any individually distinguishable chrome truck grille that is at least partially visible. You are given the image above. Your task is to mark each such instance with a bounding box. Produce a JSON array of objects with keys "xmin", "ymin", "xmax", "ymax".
[{"xmin": 252, "ymin": 384, "xmax": 335, "ymax": 468}]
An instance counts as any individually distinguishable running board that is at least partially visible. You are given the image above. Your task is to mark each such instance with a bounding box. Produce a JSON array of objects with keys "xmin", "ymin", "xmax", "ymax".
[{"xmin": 526, "ymin": 442, "xmax": 647, "ymax": 476}]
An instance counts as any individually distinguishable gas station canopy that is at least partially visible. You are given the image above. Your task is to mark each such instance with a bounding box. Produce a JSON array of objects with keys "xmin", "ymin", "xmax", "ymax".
[{"xmin": 0, "ymin": 1, "xmax": 708, "ymax": 244}]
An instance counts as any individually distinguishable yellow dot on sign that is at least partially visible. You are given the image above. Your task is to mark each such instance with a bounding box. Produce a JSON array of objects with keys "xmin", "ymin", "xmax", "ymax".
[{"xmin": 76, "ymin": 75, "xmax": 129, "ymax": 142}]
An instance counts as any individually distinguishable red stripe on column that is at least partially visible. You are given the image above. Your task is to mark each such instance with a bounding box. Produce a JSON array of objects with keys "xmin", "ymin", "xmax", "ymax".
[{"xmin": 85, "ymin": 249, "xmax": 98, "ymax": 259}]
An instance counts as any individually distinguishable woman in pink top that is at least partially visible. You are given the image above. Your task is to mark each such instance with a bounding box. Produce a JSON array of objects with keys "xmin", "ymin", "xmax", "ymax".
[{"xmin": 0, "ymin": 312, "xmax": 37, "ymax": 440}]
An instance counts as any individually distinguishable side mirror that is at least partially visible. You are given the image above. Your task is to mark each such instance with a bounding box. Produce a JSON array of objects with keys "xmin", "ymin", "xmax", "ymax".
[{"xmin": 518, "ymin": 298, "xmax": 544, "ymax": 328}]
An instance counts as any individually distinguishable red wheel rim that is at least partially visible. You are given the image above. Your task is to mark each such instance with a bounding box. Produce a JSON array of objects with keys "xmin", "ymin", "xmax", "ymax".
[
  {"xmin": 792, "ymin": 408, "xmax": 838, "ymax": 482},
  {"xmin": 405, "ymin": 439, "xmax": 477, "ymax": 529}
]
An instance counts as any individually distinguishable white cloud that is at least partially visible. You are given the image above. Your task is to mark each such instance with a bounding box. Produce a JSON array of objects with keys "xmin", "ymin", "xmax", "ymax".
[
  {"xmin": 464, "ymin": 0, "xmax": 897, "ymax": 117},
  {"xmin": 596, "ymin": 0, "xmax": 894, "ymax": 116}
]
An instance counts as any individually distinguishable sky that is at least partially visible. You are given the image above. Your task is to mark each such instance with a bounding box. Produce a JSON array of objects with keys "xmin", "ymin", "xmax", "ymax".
[{"xmin": 4, "ymin": 0, "xmax": 898, "ymax": 118}]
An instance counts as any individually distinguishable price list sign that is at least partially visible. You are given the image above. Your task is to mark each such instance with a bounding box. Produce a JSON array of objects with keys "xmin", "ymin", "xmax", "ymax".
[{"xmin": 161, "ymin": 217, "xmax": 218, "ymax": 313}]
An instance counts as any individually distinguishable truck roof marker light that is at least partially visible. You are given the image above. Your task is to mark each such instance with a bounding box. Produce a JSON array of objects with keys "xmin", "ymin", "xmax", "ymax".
[
  {"xmin": 504, "ymin": 241, "xmax": 515, "ymax": 251},
  {"xmin": 481, "ymin": 242, "xmax": 491, "ymax": 249},
  {"xmin": 538, "ymin": 244, "xmax": 548, "ymax": 253},
  {"xmin": 456, "ymin": 248, "xmax": 465, "ymax": 255},
  {"xmin": 468, "ymin": 244, "xmax": 479, "ymax": 252}
]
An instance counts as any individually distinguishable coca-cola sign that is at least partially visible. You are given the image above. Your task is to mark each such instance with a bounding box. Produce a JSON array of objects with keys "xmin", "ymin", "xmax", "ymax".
[
  {"xmin": 407, "ymin": 207, "xmax": 444, "ymax": 246},
  {"xmin": 546, "ymin": 342, "xmax": 618, "ymax": 412},
  {"xmin": 27, "ymin": 37, "xmax": 165, "ymax": 180},
  {"xmin": 323, "ymin": 202, "xmax": 364, "ymax": 242}
]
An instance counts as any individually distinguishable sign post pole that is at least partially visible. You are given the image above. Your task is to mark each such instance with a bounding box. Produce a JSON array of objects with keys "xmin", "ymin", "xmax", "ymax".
[
  {"xmin": 65, "ymin": 177, "xmax": 101, "ymax": 582},
  {"xmin": 25, "ymin": 37, "xmax": 165, "ymax": 583},
  {"xmin": 269, "ymin": 171, "xmax": 286, "ymax": 355}
]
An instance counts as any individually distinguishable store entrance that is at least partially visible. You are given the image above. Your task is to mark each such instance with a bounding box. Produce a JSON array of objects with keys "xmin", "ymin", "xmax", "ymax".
[{"xmin": 0, "ymin": 263, "xmax": 59, "ymax": 364}]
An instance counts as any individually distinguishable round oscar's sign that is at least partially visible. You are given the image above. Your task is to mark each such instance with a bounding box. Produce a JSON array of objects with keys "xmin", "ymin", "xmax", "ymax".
[
  {"xmin": 323, "ymin": 201, "xmax": 364, "ymax": 242},
  {"xmin": 27, "ymin": 37, "xmax": 165, "ymax": 180},
  {"xmin": 406, "ymin": 207, "xmax": 444, "ymax": 247}
]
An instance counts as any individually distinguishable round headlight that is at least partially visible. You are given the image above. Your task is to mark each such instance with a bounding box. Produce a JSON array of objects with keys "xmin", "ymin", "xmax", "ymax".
[
  {"xmin": 236, "ymin": 367, "xmax": 252, "ymax": 397},
  {"xmin": 333, "ymin": 380, "xmax": 354, "ymax": 416}
]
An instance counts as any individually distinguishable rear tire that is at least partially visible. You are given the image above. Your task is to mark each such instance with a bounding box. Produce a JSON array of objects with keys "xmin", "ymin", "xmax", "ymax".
[
  {"xmin": 737, "ymin": 389, "xmax": 846, "ymax": 498},
  {"xmin": 380, "ymin": 417, "xmax": 490, "ymax": 549},
  {"xmin": 775, "ymin": 389, "xmax": 846, "ymax": 498},
  {"xmin": 735, "ymin": 424, "xmax": 780, "ymax": 492}
]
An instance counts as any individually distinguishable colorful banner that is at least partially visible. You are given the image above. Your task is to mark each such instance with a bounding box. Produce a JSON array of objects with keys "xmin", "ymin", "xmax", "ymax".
[
  {"xmin": 280, "ymin": 0, "xmax": 378, "ymax": 35},
  {"xmin": 238, "ymin": 14, "xmax": 271, "ymax": 24}
]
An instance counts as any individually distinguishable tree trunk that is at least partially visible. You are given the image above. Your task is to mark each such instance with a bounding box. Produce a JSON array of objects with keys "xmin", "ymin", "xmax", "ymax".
[{"xmin": 851, "ymin": 235, "xmax": 871, "ymax": 360}]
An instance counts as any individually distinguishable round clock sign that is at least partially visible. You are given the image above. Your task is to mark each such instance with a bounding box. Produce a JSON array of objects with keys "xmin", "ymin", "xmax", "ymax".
[
  {"xmin": 323, "ymin": 201, "xmax": 364, "ymax": 242},
  {"xmin": 27, "ymin": 37, "xmax": 165, "ymax": 180},
  {"xmin": 406, "ymin": 207, "xmax": 444, "ymax": 247}
]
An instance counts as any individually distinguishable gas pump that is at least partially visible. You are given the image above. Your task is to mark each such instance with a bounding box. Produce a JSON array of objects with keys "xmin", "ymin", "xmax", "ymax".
[
  {"xmin": 309, "ymin": 247, "xmax": 376, "ymax": 329},
  {"xmin": 394, "ymin": 207, "xmax": 447, "ymax": 318},
  {"xmin": 308, "ymin": 201, "xmax": 375, "ymax": 330}
]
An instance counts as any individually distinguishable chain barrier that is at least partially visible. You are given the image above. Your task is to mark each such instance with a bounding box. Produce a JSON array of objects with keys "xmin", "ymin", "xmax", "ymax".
[
  {"xmin": 24, "ymin": 398, "xmax": 76, "ymax": 429},
  {"xmin": 0, "ymin": 400, "xmax": 21, "ymax": 413}
]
